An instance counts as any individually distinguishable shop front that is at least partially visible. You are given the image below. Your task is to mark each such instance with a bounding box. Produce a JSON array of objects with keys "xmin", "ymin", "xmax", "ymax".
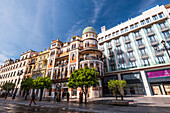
[
  {"xmin": 102, "ymin": 75, "xmax": 118, "ymax": 96},
  {"xmin": 121, "ymin": 73, "xmax": 145, "ymax": 95},
  {"xmin": 146, "ymin": 69, "xmax": 170, "ymax": 95}
]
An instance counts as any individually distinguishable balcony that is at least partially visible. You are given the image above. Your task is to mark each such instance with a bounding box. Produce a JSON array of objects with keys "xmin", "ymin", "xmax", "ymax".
[
  {"xmin": 146, "ymin": 30, "xmax": 155, "ymax": 36},
  {"xmin": 129, "ymin": 56, "xmax": 136, "ymax": 62},
  {"xmin": 165, "ymin": 35, "xmax": 170, "ymax": 42},
  {"xmin": 109, "ymin": 52, "xmax": 114, "ymax": 57},
  {"xmin": 150, "ymin": 40, "xmax": 159, "ymax": 46},
  {"xmin": 160, "ymin": 26, "xmax": 169, "ymax": 32},
  {"xmin": 116, "ymin": 42, "xmax": 121, "ymax": 47},
  {"xmin": 117, "ymin": 50, "xmax": 123, "ymax": 55},
  {"xmin": 110, "ymin": 61, "xmax": 115, "ymax": 65},
  {"xmin": 108, "ymin": 44, "xmax": 112, "ymax": 48},
  {"xmin": 100, "ymin": 47, "xmax": 104, "ymax": 51},
  {"xmin": 135, "ymin": 35, "xmax": 142, "ymax": 40},
  {"xmin": 141, "ymin": 54, "xmax": 149, "ymax": 59},
  {"xmin": 155, "ymin": 50, "xmax": 164, "ymax": 57},
  {"xmin": 118, "ymin": 58, "xmax": 125, "ymax": 64},
  {"xmin": 125, "ymin": 39, "xmax": 131, "ymax": 44},
  {"xmin": 138, "ymin": 43, "xmax": 145, "ymax": 49},
  {"xmin": 127, "ymin": 47, "xmax": 133, "ymax": 52},
  {"xmin": 80, "ymin": 56, "xmax": 100, "ymax": 61}
]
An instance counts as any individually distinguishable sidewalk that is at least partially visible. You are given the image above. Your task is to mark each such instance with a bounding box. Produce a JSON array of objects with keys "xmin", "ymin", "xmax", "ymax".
[{"xmin": 1, "ymin": 95, "xmax": 170, "ymax": 107}]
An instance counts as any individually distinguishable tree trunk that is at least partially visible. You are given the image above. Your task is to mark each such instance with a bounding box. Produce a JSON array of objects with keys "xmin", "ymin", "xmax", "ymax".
[
  {"xmin": 84, "ymin": 87, "xmax": 88, "ymax": 104},
  {"xmin": 5, "ymin": 91, "xmax": 9, "ymax": 99},
  {"xmin": 115, "ymin": 94, "xmax": 117, "ymax": 100},
  {"xmin": 84, "ymin": 92, "xmax": 87, "ymax": 104},
  {"xmin": 39, "ymin": 89, "xmax": 43, "ymax": 101},
  {"xmin": 121, "ymin": 95, "xmax": 123, "ymax": 100},
  {"xmin": 24, "ymin": 89, "xmax": 28, "ymax": 100}
]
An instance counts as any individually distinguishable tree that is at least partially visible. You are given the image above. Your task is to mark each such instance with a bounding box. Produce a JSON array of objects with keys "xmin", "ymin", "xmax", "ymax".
[
  {"xmin": 21, "ymin": 77, "xmax": 34, "ymax": 100},
  {"xmin": 108, "ymin": 79, "xmax": 127, "ymax": 100},
  {"xmin": 68, "ymin": 67, "xmax": 99, "ymax": 104},
  {"xmin": 34, "ymin": 77, "xmax": 53, "ymax": 101},
  {"xmin": 108, "ymin": 80, "xmax": 119, "ymax": 100},
  {"xmin": 118, "ymin": 80, "xmax": 127, "ymax": 100},
  {"xmin": 1, "ymin": 82, "xmax": 15, "ymax": 99}
]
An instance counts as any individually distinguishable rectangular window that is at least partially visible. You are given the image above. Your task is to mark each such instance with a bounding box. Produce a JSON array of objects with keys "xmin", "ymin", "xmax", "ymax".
[
  {"xmin": 162, "ymin": 31, "xmax": 170, "ymax": 39},
  {"xmin": 112, "ymin": 32, "xmax": 115, "ymax": 37},
  {"xmin": 121, "ymin": 29, "xmax": 124, "ymax": 33},
  {"xmin": 108, "ymin": 34, "xmax": 111, "ymax": 38},
  {"xmin": 116, "ymin": 31, "xmax": 119, "ymax": 35},
  {"xmin": 125, "ymin": 27, "xmax": 128, "ymax": 32},
  {"xmin": 140, "ymin": 20, "xmax": 145, "ymax": 25},
  {"xmin": 109, "ymin": 41, "xmax": 112, "ymax": 46},
  {"xmin": 105, "ymin": 35, "xmax": 108, "ymax": 39},
  {"xmin": 142, "ymin": 59, "xmax": 150, "ymax": 66},
  {"xmin": 134, "ymin": 23, "xmax": 139, "ymax": 28},
  {"xmin": 128, "ymin": 52, "xmax": 134, "ymax": 58},
  {"xmin": 159, "ymin": 22, "xmax": 167, "ymax": 29},
  {"xmin": 137, "ymin": 39, "xmax": 143, "ymax": 46},
  {"xmin": 126, "ymin": 43, "xmax": 131, "ymax": 49},
  {"xmin": 146, "ymin": 27, "xmax": 153, "ymax": 33},
  {"xmin": 152, "ymin": 15, "xmax": 158, "ymax": 21},
  {"xmin": 146, "ymin": 18, "xmax": 151, "ymax": 23},
  {"xmin": 140, "ymin": 49, "xmax": 146, "ymax": 56},
  {"xmin": 134, "ymin": 31, "xmax": 140, "ymax": 37},
  {"xmin": 130, "ymin": 25, "xmax": 134, "ymax": 30},
  {"xmin": 124, "ymin": 35, "xmax": 129, "ymax": 41},
  {"xmin": 156, "ymin": 56, "xmax": 165, "ymax": 64},
  {"xmin": 115, "ymin": 39, "xmax": 120, "ymax": 44},
  {"xmin": 148, "ymin": 35, "xmax": 156, "ymax": 43},
  {"xmin": 158, "ymin": 13, "xmax": 164, "ymax": 18}
]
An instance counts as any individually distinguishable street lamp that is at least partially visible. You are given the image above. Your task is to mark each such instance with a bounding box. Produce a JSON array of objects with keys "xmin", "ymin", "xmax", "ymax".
[
  {"xmin": 154, "ymin": 40, "xmax": 170, "ymax": 59},
  {"xmin": 161, "ymin": 40, "xmax": 170, "ymax": 58},
  {"xmin": 12, "ymin": 70, "xmax": 23, "ymax": 99}
]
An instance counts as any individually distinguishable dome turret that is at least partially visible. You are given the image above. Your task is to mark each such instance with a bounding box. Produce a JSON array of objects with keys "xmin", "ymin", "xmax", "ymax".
[{"xmin": 82, "ymin": 26, "xmax": 96, "ymax": 34}]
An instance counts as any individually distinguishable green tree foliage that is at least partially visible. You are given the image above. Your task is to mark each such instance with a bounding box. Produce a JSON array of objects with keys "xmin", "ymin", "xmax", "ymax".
[
  {"xmin": 34, "ymin": 77, "xmax": 53, "ymax": 101},
  {"xmin": 108, "ymin": 80, "xmax": 119, "ymax": 100},
  {"xmin": 68, "ymin": 67, "xmax": 99, "ymax": 104},
  {"xmin": 108, "ymin": 79, "xmax": 127, "ymax": 100},
  {"xmin": 21, "ymin": 77, "xmax": 34, "ymax": 100},
  {"xmin": 1, "ymin": 82, "xmax": 15, "ymax": 99}
]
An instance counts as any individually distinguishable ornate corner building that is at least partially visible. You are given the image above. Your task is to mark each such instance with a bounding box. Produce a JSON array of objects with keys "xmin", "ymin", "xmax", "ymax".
[{"xmin": 45, "ymin": 26, "xmax": 104, "ymax": 98}]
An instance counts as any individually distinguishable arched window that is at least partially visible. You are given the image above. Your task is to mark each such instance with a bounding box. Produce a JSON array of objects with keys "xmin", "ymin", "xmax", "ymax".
[
  {"xmin": 71, "ymin": 67, "xmax": 72, "ymax": 73},
  {"xmin": 72, "ymin": 54, "xmax": 75, "ymax": 61},
  {"xmin": 50, "ymin": 60, "xmax": 53, "ymax": 66}
]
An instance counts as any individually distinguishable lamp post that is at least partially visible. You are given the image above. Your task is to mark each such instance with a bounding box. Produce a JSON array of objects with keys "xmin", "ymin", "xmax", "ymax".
[
  {"xmin": 12, "ymin": 70, "xmax": 23, "ymax": 99},
  {"xmin": 161, "ymin": 40, "xmax": 170, "ymax": 59},
  {"xmin": 154, "ymin": 40, "xmax": 170, "ymax": 59}
]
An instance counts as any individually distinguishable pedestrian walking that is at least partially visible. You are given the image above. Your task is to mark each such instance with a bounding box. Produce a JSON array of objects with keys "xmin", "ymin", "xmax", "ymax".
[
  {"xmin": 129, "ymin": 88, "xmax": 132, "ymax": 97},
  {"xmin": 29, "ymin": 92, "xmax": 36, "ymax": 106},
  {"xmin": 66, "ymin": 92, "xmax": 70, "ymax": 102}
]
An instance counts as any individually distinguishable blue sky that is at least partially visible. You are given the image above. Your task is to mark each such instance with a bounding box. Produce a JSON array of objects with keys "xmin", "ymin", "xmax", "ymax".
[{"xmin": 0, "ymin": 0, "xmax": 169, "ymax": 65}]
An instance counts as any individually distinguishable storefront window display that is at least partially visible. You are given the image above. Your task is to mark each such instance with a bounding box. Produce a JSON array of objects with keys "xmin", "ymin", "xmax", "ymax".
[
  {"xmin": 121, "ymin": 73, "xmax": 145, "ymax": 95},
  {"xmin": 147, "ymin": 69, "xmax": 170, "ymax": 95}
]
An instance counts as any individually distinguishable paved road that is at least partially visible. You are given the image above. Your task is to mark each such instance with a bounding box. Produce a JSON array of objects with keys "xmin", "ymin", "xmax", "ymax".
[{"xmin": 1, "ymin": 97, "xmax": 170, "ymax": 113}]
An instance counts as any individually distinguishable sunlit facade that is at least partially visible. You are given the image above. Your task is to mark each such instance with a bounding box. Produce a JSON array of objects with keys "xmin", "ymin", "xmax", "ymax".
[
  {"xmin": 98, "ymin": 4, "xmax": 170, "ymax": 96},
  {"xmin": 45, "ymin": 26, "xmax": 104, "ymax": 98}
]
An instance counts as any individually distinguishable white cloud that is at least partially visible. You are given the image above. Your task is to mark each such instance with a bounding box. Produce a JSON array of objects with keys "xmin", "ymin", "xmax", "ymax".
[
  {"xmin": 138, "ymin": 0, "xmax": 156, "ymax": 13},
  {"xmin": 91, "ymin": 0, "xmax": 105, "ymax": 24},
  {"xmin": 65, "ymin": 20, "xmax": 84, "ymax": 42}
]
